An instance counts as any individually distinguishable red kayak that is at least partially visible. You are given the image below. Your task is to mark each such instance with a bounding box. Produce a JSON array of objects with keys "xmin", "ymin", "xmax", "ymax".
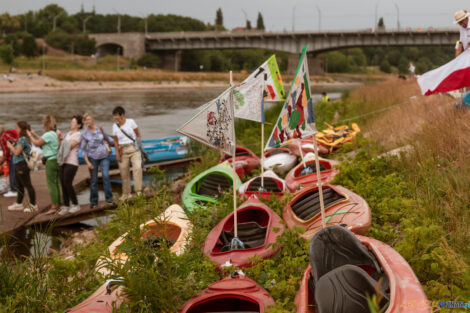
[
  {"xmin": 288, "ymin": 139, "xmax": 329, "ymax": 157},
  {"xmin": 219, "ymin": 146, "xmax": 260, "ymax": 178},
  {"xmin": 203, "ymin": 196, "xmax": 285, "ymax": 268},
  {"xmin": 238, "ymin": 170, "xmax": 287, "ymax": 200},
  {"xmin": 283, "ymin": 184, "xmax": 371, "ymax": 239},
  {"xmin": 179, "ymin": 274, "xmax": 275, "ymax": 313},
  {"xmin": 68, "ymin": 280, "xmax": 124, "ymax": 313},
  {"xmin": 295, "ymin": 226, "xmax": 430, "ymax": 313},
  {"xmin": 285, "ymin": 158, "xmax": 339, "ymax": 192}
]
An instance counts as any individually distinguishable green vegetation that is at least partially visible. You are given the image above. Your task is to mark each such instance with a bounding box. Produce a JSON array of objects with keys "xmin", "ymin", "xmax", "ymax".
[{"xmin": 0, "ymin": 45, "xmax": 14, "ymax": 64}]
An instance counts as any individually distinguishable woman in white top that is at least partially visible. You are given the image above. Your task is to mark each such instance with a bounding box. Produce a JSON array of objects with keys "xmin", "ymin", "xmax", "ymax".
[
  {"xmin": 58, "ymin": 115, "xmax": 82, "ymax": 215},
  {"xmin": 112, "ymin": 106, "xmax": 143, "ymax": 200}
]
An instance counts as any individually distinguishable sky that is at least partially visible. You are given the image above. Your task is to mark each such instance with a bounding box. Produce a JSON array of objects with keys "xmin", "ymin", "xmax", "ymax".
[{"xmin": 2, "ymin": 0, "xmax": 469, "ymax": 32}]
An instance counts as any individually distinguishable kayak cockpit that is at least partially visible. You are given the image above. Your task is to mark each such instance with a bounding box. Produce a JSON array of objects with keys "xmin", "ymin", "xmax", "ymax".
[{"xmin": 291, "ymin": 187, "xmax": 346, "ymax": 221}]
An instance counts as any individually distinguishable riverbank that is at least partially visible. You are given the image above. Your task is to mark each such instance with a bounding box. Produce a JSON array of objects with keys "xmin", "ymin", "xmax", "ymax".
[{"xmin": 0, "ymin": 70, "xmax": 368, "ymax": 94}]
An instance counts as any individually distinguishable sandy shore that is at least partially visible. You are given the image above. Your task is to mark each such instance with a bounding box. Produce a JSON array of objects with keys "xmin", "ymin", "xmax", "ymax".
[{"xmin": 0, "ymin": 73, "xmax": 363, "ymax": 94}]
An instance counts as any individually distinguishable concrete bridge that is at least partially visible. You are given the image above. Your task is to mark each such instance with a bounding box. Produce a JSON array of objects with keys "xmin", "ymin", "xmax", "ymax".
[{"xmin": 89, "ymin": 29, "xmax": 459, "ymax": 72}]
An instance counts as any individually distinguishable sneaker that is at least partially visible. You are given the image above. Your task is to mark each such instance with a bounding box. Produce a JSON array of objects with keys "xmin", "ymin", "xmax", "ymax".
[
  {"xmin": 68, "ymin": 205, "xmax": 81, "ymax": 214},
  {"xmin": 4, "ymin": 191, "xmax": 18, "ymax": 198},
  {"xmin": 58, "ymin": 206, "xmax": 70, "ymax": 216},
  {"xmin": 23, "ymin": 204, "xmax": 39, "ymax": 213},
  {"xmin": 8, "ymin": 202, "xmax": 24, "ymax": 211}
]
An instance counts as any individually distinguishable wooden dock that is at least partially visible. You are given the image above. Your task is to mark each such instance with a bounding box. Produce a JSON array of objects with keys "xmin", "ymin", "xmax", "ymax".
[{"xmin": 0, "ymin": 157, "xmax": 200, "ymax": 236}]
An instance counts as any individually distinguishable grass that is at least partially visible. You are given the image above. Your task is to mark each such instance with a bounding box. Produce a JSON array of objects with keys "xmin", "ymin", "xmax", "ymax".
[{"xmin": 1, "ymin": 77, "xmax": 469, "ymax": 312}]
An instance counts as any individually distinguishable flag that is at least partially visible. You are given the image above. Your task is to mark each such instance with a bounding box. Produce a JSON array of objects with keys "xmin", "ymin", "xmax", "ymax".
[
  {"xmin": 233, "ymin": 75, "xmax": 265, "ymax": 122},
  {"xmin": 177, "ymin": 87, "xmax": 235, "ymax": 155},
  {"xmin": 417, "ymin": 49, "xmax": 470, "ymax": 95},
  {"xmin": 265, "ymin": 45, "xmax": 316, "ymax": 150}
]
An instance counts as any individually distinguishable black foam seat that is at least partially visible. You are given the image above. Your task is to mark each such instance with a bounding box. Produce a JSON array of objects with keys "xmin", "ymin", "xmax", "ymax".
[
  {"xmin": 198, "ymin": 173, "xmax": 232, "ymax": 197},
  {"xmin": 315, "ymin": 264, "xmax": 389, "ymax": 313},
  {"xmin": 219, "ymin": 221, "xmax": 267, "ymax": 252},
  {"xmin": 309, "ymin": 225, "xmax": 381, "ymax": 283},
  {"xmin": 298, "ymin": 163, "xmax": 327, "ymax": 177},
  {"xmin": 291, "ymin": 188, "xmax": 345, "ymax": 221},
  {"xmin": 247, "ymin": 177, "xmax": 282, "ymax": 193}
]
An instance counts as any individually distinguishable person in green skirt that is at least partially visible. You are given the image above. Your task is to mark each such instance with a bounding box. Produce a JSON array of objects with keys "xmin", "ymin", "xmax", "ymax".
[{"xmin": 28, "ymin": 115, "xmax": 61, "ymax": 215}]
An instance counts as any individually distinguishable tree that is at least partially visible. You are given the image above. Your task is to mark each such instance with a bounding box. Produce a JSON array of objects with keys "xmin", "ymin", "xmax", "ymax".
[
  {"xmin": 137, "ymin": 54, "xmax": 161, "ymax": 68},
  {"xmin": 377, "ymin": 17, "xmax": 385, "ymax": 31},
  {"xmin": 256, "ymin": 12, "xmax": 265, "ymax": 31},
  {"xmin": 0, "ymin": 13, "xmax": 20, "ymax": 34},
  {"xmin": 0, "ymin": 45, "xmax": 14, "ymax": 64},
  {"xmin": 215, "ymin": 8, "xmax": 223, "ymax": 30},
  {"xmin": 21, "ymin": 34, "xmax": 38, "ymax": 57},
  {"xmin": 246, "ymin": 20, "xmax": 252, "ymax": 30},
  {"xmin": 379, "ymin": 59, "xmax": 391, "ymax": 73}
]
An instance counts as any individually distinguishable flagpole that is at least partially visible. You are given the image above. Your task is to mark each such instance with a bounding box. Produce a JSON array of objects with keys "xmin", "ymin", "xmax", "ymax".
[
  {"xmin": 260, "ymin": 74, "xmax": 267, "ymax": 189},
  {"xmin": 297, "ymin": 140, "xmax": 307, "ymax": 169},
  {"xmin": 229, "ymin": 70, "xmax": 239, "ymax": 242},
  {"xmin": 312, "ymin": 135, "xmax": 326, "ymax": 229}
]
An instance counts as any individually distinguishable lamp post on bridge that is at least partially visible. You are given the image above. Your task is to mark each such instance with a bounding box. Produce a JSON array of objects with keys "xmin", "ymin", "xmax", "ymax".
[
  {"xmin": 241, "ymin": 9, "xmax": 248, "ymax": 34},
  {"xmin": 292, "ymin": 5, "xmax": 296, "ymax": 32},
  {"xmin": 316, "ymin": 5, "xmax": 321, "ymax": 31},
  {"xmin": 395, "ymin": 3, "xmax": 400, "ymax": 30},
  {"xmin": 113, "ymin": 9, "xmax": 121, "ymax": 34}
]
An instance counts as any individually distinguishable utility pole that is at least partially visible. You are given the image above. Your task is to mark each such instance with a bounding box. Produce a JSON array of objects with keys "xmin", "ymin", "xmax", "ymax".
[
  {"xmin": 82, "ymin": 15, "xmax": 92, "ymax": 33},
  {"xmin": 52, "ymin": 12, "xmax": 63, "ymax": 31},
  {"xmin": 113, "ymin": 9, "xmax": 121, "ymax": 34},
  {"xmin": 292, "ymin": 5, "xmax": 296, "ymax": 32},
  {"xmin": 316, "ymin": 5, "xmax": 321, "ymax": 31},
  {"xmin": 241, "ymin": 9, "xmax": 248, "ymax": 34},
  {"xmin": 42, "ymin": 44, "xmax": 46, "ymax": 71},
  {"xmin": 374, "ymin": 1, "xmax": 378, "ymax": 31},
  {"xmin": 395, "ymin": 3, "xmax": 400, "ymax": 30},
  {"xmin": 116, "ymin": 46, "xmax": 120, "ymax": 71}
]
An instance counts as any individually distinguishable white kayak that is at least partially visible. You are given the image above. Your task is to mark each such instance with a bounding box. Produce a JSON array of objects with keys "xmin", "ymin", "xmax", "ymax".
[
  {"xmin": 96, "ymin": 204, "xmax": 192, "ymax": 276},
  {"xmin": 238, "ymin": 170, "xmax": 288, "ymax": 194},
  {"xmin": 263, "ymin": 148, "xmax": 298, "ymax": 176}
]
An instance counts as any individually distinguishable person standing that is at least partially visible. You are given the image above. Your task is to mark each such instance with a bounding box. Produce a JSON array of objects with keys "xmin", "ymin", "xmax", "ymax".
[
  {"xmin": 57, "ymin": 116, "xmax": 83, "ymax": 215},
  {"xmin": 112, "ymin": 106, "xmax": 143, "ymax": 201},
  {"xmin": 6, "ymin": 121, "xmax": 37, "ymax": 212},
  {"xmin": 80, "ymin": 113, "xmax": 114, "ymax": 208},
  {"xmin": 28, "ymin": 115, "xmax": 61, "ymax": 214},
  {"xmin": 0, "ymin": 126, "xmax": 19, "ymax": 197},
  {"xmin": 321, "ymin": 92, "xmax": 330, "ymax": 105},
  {"xmin": 408, "ymin": 63, "xmax": 415, "ymax": 79},
  {"xmin": 454, "ymin": 10, "xmax": 470, "ymax": 57}
]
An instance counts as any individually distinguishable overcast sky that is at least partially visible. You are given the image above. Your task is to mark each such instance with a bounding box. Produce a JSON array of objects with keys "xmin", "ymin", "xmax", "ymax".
[{"xmin": 2, "ymin": 0, "xmax": 469, "ymax": 32}]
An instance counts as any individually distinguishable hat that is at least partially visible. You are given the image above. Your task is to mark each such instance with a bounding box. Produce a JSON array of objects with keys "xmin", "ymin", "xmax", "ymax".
[{"xmin": 454, "ymin": 10, "xmax": 469, "ymax": 24}]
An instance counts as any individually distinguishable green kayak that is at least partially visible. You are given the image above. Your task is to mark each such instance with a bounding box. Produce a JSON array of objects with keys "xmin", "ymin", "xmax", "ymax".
[{"xmin": 182, "ymin": 161, "xmax": 242, "ymax": 213}]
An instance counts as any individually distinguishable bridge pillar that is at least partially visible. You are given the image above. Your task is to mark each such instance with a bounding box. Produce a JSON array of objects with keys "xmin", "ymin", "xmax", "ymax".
[
  {"xmin": 159, "ymin": 50, "xmax": 182, "ymax": 72},
  {"xmin": 287, "ymin": 54, "xmax": 324, "ymax": 76}
]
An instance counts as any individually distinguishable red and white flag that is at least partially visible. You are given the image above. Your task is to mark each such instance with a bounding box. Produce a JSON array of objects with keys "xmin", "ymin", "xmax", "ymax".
[{"xmin": 417, "ymin": 49, "xmax": 470, "ymax": 95}]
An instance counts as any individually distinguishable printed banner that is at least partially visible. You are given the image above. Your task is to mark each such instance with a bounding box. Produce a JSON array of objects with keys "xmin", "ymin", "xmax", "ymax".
[
  {"xmin": 265, "ymin": 45, "xmax": 316, "ymax": 150},
  {"xmin": 177, "ymin": 87, "xmax": 235, "ymax": 155},
  {"xmin": 234, "ymin": 75, "xmax": 265, "ymax": 122}
]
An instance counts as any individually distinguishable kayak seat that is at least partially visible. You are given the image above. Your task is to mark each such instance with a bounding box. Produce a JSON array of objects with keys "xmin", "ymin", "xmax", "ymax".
[
  {"xmin": 297, "ymin": 163, "xmax": 327, "ymax": 177},
  {"xmin": 198, "ymin": 173, "xmax": 232, "ymax": 198},
  {"xmin": 315, "ymin": 264, "xmax": 389, "ymax": 313},
  {"xmin": 291, "ymin": 188, "xmax": 346, "ymax": 221},
  {"xmin": 219, "ymin": 221, "xmax": 267, "ymax": 252},
  {"xmin": 247, "ymin": 177, "xmax": 282, "ymax": 193},
  {"xmin": 309, "ymin": 225, "xmax": 383, "ymax": 284}
]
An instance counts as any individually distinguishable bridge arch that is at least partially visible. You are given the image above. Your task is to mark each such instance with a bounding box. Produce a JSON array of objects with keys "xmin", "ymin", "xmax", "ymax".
[{"xmin": 96, "ymin": 43, "xmax": 124, "ymax": 58}]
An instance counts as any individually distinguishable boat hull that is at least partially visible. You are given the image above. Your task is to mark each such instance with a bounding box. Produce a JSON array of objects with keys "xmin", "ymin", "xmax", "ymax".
[
  {"xmin": 182, "ymin": 161, "xmax": 242, "ymax": 213},
  {"xmin": 203, "ymin": 196, "xmax": 284, "ymax": 268},
  {"xmin": 263, "ymin": 148, "xmax": 298, "ymax": 175},
  {"xmin": 283, "ymin": 184, "xmax": 371, "ymax": 239},
  {"xmin": 179, "ymin": 275, "xmax": 275, "ymax": 313},
  {"xmin": 285, "ymin": 158, "xmax": 339, "ymax": 192},
  {"xmin": 288, "ymin": 139, "xmax": 329, "ymax": 157},
  {"xmin": 239, "ymin": 170, "xmax": 287, "ymax": 200},
  {"xmin": 295, "ymin": 235, "xmax": 430, "ymax": 313},
  {"xmin": 67, "ymin": 281, "xmax": 124, "ymax": 313},
  {"xmin": 219, "ymin": 146, "xmax": 260, "ymax": 178}
]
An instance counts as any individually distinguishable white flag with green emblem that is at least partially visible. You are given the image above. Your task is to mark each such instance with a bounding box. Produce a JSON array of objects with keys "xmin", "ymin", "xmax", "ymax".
[{"xmin": 233, "ymin": 75, "xmax": 265, "ymax": 122}]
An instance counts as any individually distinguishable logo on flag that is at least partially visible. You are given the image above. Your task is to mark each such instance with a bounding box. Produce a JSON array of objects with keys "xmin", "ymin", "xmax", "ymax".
[
  {"xmin": 265, "ymin": 45, "xmax": 316, "ymax": 150},
  {"xmin": 234, "ymin": 75, "xmax": 265, "ymax": 122}
]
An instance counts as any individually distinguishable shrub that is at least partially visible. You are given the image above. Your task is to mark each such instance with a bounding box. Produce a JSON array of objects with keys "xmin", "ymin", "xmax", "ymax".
[
  {"xmin": 137, "ymin": 54, "xmax": 161, "ymax": 68},
  {"xmin": 21, "ymin": 34, "xmax": 38, "ymax": 57},
  {"xmin": 0, "ymin": 44, "xmax": 14, "ymax": 64}
]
